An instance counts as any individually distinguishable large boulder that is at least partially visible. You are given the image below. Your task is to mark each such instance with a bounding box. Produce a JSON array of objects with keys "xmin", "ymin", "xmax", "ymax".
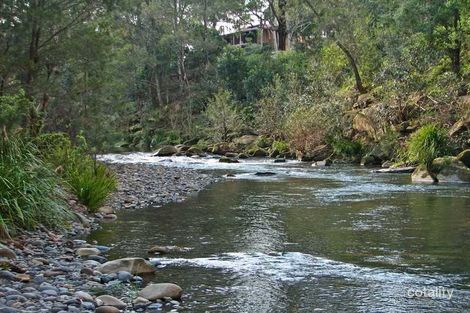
[
  {"xmin": 296, "ymin": 145, "xmax": 331, "ymax": 162},
  {"xmin": 98, "ymin": 258, "xmax": 155, "ymax": 275},
  {"xmin": 187, "ymin": 146, "xmax": 203, "ymax": 155},
  {"xmin": 411, "ymin": 165, "xmax": 436, "ymax": 183},
  {"xmin": 153, "ymin": 145, "xmax": 177, "ymax": 157},
  {"xmin": 175, "ymin": 144, "xmax": 190, "ymax": 153},
  {"xmin": 233, "ymin": 135, "xmax": 258, "ymax": 146},
  {"xmin": 138, "ymin": 283, "xmax": 183, "ymax": 301},
  {"xmin": 352, "ymin": 112, "xmax": 379, "ymax": 140},
  {"xmin": 457, "ymin": 149, "xmax": 470, "ymax": 168},
  {"xmin": 211, "ymin": 143, "xmax": 233, "ymax": 155},
  {"xmin": 360, "ymin": 154, "xmax": 382, "ymax": 167},
  {"xmin": 432, "ymin": 157, "xmax": 470, "ymax": 183},
  {"xmin": 249, "ymin": 148, "xmax": 268, "ymax": 157}
]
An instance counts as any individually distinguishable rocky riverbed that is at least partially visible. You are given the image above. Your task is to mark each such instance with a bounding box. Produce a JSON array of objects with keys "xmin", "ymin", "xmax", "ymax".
[
  {"xmin": 0, "ymin": 163, "xmax": 217, "ymax": 313},
  {"xmin": 105, "ymin": 163, "xmax": 217, "ymax": 210}
]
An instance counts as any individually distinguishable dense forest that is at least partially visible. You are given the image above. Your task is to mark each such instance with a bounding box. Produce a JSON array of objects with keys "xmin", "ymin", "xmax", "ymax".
[{"xmin": 1, "ymin": 0, "xmax": 470, "ymax": 234}]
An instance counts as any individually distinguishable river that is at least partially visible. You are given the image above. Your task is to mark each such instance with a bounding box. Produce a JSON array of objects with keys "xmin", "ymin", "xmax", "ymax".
[{"xmin": 91, "ymin": 154, "xmax": 470, "ymax": 312}]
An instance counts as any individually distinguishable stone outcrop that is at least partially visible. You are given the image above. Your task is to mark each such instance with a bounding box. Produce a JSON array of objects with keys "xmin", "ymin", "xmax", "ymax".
[{"xmin": 153, "ymin": 145, "xmax": 177, "ymax": 157}]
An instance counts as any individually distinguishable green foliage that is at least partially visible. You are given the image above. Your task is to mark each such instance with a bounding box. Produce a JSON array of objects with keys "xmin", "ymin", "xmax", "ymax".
[
  {"xmin": 272, "ymin": 140, "xmax": 290, "ymax": 153},
  {"xmin": 331, "ymin": 138, "xmax": 363, "ymax": 160},
  {"xmin": 374, "ymin": 127, "xmax": 402, "ymax": 161},
  {"xmin": 217, "ymin": 46, "xmax": 308, "ymax": 104},
  {"xmin": 150, "ymin": 130, "xmax": 182, "ymax": 149},
  {"xmin": 35, "ymin": 132, "xmax": 117, "ymax": 212},
  {"xmin": 0, "ymin": 136, "xmax": 70, "ymax": 237},
  {"xmin": 406, "ymin": 124, "xmax": 451, "ymax": 166},
  {"xmin": 204, "ymin": 90, "xmax": 243, "ymax": 142},
  {"xmin": 285, "ymin": 106, "xmax": 326, "ymax": 153},
  {"xmin": 0, "ymin": 91, "xmax": 30, "ymax": 133},
  {"xmin": 66, "ymin": 161, "xmax": 117, "ymax": 212}
]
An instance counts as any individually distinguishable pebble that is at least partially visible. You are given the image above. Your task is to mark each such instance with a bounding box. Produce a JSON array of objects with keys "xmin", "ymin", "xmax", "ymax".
[{"xmin": 117, "ymin": 271, "xmax": 132, "ymax": 282}]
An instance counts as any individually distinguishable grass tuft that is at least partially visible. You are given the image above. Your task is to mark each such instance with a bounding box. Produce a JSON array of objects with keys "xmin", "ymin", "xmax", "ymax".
[{"xmin": 0, "ymin": 136, "xmax": 71, "ymax": 237}]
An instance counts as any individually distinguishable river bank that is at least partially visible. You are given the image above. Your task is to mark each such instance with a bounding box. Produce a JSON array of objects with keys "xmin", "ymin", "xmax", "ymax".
[{"xmin": 0, "ymin": 163, "xmax": 217, "ymax": 313}]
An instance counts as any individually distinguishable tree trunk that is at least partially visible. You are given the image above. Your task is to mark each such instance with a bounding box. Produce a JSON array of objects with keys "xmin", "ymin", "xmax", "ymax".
[
  {"xmin": 268, "ymin": 0, "xmax": 288, "ymax": 51},
  {"xmin": 277, "ymin": 0, "xmax": 288, "ymax": 51},
  {"xmin": 449, "ymin": 8, "xmax": 461, "ymax": 77},
  {"xmin": 25, "ymin": 3, "xmax": 42, "ymax": 136},
  {"xmin": 336, "ymin": 41, "xmax": 366, "ymax": 94},
  {"xmin": 155, "ymin": 68, "xmax": 163, "ymax": 106}
]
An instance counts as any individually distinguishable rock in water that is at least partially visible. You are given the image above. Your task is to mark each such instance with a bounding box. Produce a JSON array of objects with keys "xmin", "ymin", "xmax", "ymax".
[
  {"xmin": 138, "ymin": 283, "xmax": 183, "ymax": 300},
  {"xmin": 153, "ymin": 145, "xmax": 177, "ymax": 157},
  {"xmin": 249, "ymin": 148, "xmax": 268, "ymax": 157},
  {"xmin": 254, "ymin": 172, "xmax": 276, "ymax": 176},
  {"xmin": 361, "ymin": 154, "xmax": 382, "ymax": 167},
  {"xmin": 76, "ymin": 248, "xmax": 101, "ymax": 257},
  {"xmin": 457, "ymin": 149, "xmax": 470, "ymax": 168},
  {"xmin": 312, "ymin": 159, "xmax": 332, "ymax": 167},
  {"xmin": 219, "ymin": 156, "xmax": 239, "ymax": 163},
  {"xmin": 98, "ymin": 257, "xmax": 155, "ymax": 275},
  {"xmin": 96, "ymin": 295, "xmax": 126, "ymax": 309},
  {"xmin": 0, "ymin": 244, "xmax": 16, "ymax": 259},
  {"xmin": 433, "ymin": 157, "xmax": 470, "ymax": 183},
  {"xmin": 97, "ymin": 206, "xmax": 114, "ymax": 215},
  {"xmin": 147, "ymin": 245, "xmax": 191, "ymax": 254},
  {"xmin": 411, "ymin": 165, "xmax": 436, "ymax": 183}
]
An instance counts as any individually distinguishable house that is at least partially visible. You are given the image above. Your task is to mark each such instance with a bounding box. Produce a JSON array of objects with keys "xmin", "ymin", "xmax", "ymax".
[{"xmin": 222, "ymin": 24, "xmax": 279, "ymax": 49}]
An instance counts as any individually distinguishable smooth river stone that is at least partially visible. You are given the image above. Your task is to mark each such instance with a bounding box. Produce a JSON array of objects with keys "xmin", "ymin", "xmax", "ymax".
[
  {"xmin": 98, "ymin": 258, "xmax": 155, "ymax": 275},
  {"xmin": 76, "ymin": 248, "xmax": 101, "ymax": 257},
  {"xmin": 95, "ymin": 306, "xmax": 120, "ymax": 313},
  {"xmin": 138, "ymin": 283, "xmax": 183, "ymax": 301},
  {"xmin": 96, "ymin": 295, "xmax": 126, "ymax": 309}
]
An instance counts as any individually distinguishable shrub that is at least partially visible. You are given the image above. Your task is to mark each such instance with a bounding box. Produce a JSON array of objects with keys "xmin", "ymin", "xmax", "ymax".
[
  {"xmin": 204, "ymin": 89, "xmax": 242, "ymax": 142},
  {"xmin": 0, "ymin": 136, "xmax": 70, "ymax": 237},
  {"xmin": 285, "ymin": 106, "xmax": 326, "ymax": 153},
  {"xmin": 407, "ymin": 124, "xmax": 450, "ymax": 166},
  {"xmin": 0, "ymin": 91, "xmax": 30, "ymax": 134},
  {"xmin": 35, "ymin": 132, "xmax": 117, "ymax": 212},
  {"xmin": 272, "ymin": 140, "xmax": 290, "ymax": 153},
  {"xmin": 149, "ymin": 130, "xmax": 182, "ymax": 150},
  {"xmin": 331, "ymin": 138, "xmax": 363, "ymax": 160},
  {"xmin": 66, "ymin": 161, "xmax": 117, "ymax": 211}
]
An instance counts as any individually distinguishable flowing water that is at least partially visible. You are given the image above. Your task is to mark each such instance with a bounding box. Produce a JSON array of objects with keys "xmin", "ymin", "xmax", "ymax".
[{"xmin": 91, "ymin": 154, "xmax": 470, "ymax": 312}]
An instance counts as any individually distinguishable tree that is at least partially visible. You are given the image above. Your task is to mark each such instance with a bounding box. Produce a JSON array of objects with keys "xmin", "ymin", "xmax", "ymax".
[
  {"xmin": 299, "ymin": 0, "xmax": 370, "ymax": 94},
  {"xmin": 204, "ymin": 90, "xmax": 242, "ymax": 141}
]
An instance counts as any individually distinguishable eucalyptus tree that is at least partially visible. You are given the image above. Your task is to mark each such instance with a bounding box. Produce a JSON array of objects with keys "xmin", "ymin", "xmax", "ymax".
[{"xmin": 0, "ymin": 0, "xmax": 119, "ymax": 135}]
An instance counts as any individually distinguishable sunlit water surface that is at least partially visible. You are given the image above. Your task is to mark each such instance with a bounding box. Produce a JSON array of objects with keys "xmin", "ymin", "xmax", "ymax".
[{"xmin": 90, "ymin": 153, "xmax": 470, "ymax": 312}]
